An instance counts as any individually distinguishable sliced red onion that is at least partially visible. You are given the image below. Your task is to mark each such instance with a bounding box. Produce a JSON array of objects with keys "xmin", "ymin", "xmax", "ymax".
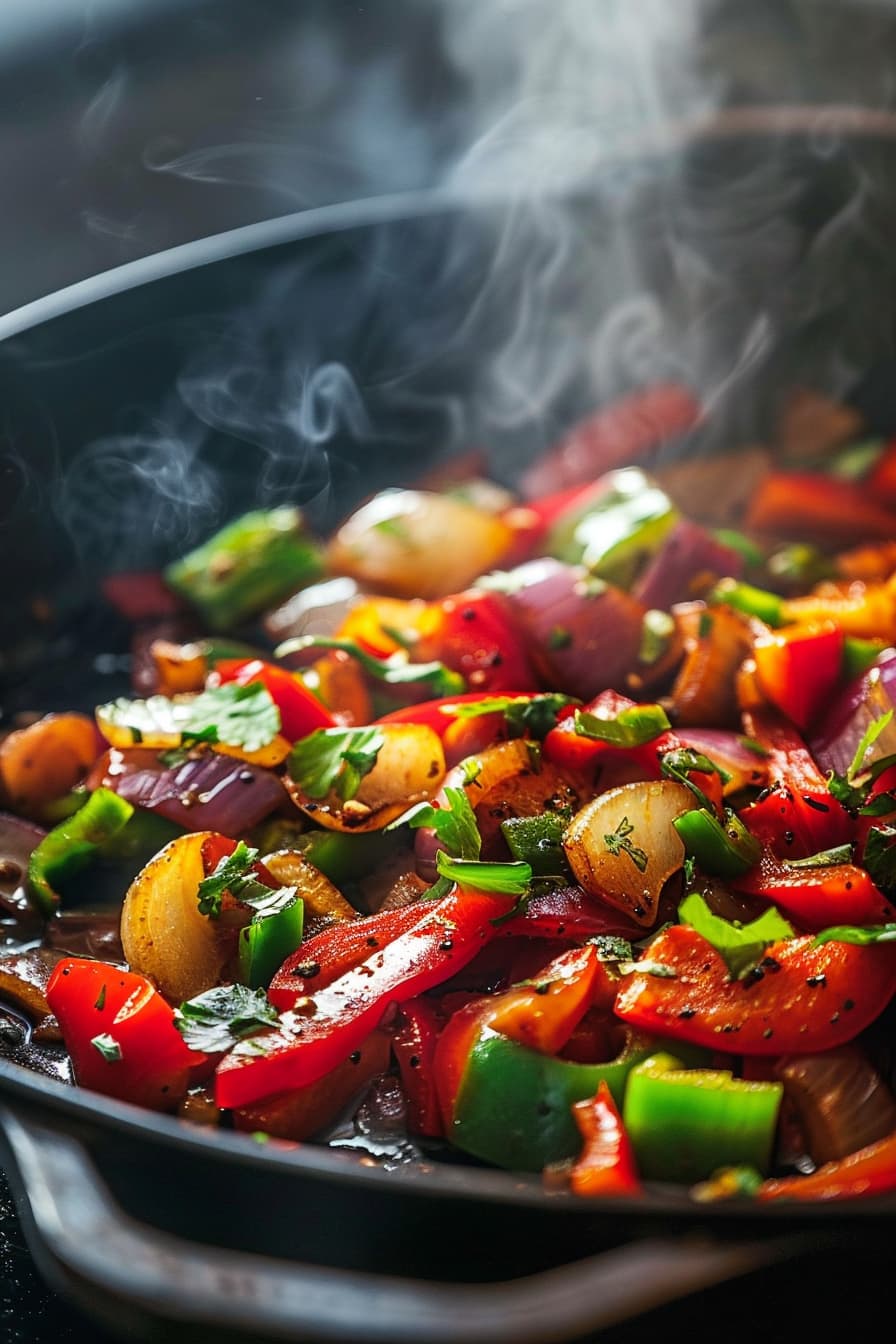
[
  {"xmin": 809, "ymin": 649, "xmax": 896, "ymax": 778},
  {"xmin": 89, "ymin": 748, "xmax": 286, "ymax": 836},
  {"xmin": 505, "ymin": 559, "xmax": 645, "ymax": 700},
  {"xmin": 675, "ymin": 728, "xmax": 769, "ymax": 794},
  {"xmin": 632, "ymin": 519, "xmax": 743, "ymax": 611},
  {"xmin": 0, "ymin": 813, "xmax": 47, "ymax": 918}
]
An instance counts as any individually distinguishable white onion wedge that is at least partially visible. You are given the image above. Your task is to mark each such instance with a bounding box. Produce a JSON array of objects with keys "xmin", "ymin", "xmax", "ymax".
[
  {"xmin": 563, "ymin": 780, "xmax": 693, "ymax": 927},
  {"xmin": 121, "ymin": 831, "xmax": 239, "ymax": 1003}
]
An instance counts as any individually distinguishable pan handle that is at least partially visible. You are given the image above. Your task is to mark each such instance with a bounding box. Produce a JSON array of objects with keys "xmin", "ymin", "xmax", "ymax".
[{"xmin": 0, "ymin": 1108, "xmax": 824, "ymax": 1344}]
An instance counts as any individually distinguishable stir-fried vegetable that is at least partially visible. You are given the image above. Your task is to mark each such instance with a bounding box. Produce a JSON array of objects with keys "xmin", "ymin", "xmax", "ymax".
[{"xmin": 8, "ymin": 388, "xmax": 896, "ymax": 1205}]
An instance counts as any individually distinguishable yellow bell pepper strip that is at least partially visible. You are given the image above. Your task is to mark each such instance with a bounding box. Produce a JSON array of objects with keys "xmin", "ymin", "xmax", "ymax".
[
  {"xmin": 164, "ymin": 506, "xmax": 323, "ymax": 631},
  {"xmin": 27, "ymin": 787, "xmax": 134, "ymax": 916},
  {"xmin": 757, "ymin": 1127, "xmax": 896, "ymax": 1202},
  {"xmin": 570, "ymin": 1080, "xmax": 643, "ymax": 1198},
  {"xmin": 214, "ymin": 886, "xmax": 514, "ymax": 1110},
  {"xmin": 622, "ymin": 1052, "xmax": 782, "ymax": 1183},
  {"xmin": 614, "ymin": 922, "xmax": 896, "ymax": 1055}
]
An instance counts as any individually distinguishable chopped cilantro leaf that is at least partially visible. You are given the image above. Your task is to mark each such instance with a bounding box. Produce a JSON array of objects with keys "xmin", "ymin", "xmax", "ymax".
[
  {"xmin": 448, "ymin": 693, "xmax": 579, "ymax": 740},
  {"xmin": 273, "ymin": 635, "xmax": 464, "ymax": 698},
  {"xmin": 406, "ymin": 786, "xmax": 481, "ymax": 860},
  {"xmin": 434, "ymin": 851, "xmax": 531, "ymax": 896},
  {"xmin": 91, "ymin": 1033, "xmax": 122, "ymax": 1062},
  {"xmin": 603, "ymin": 815, "xmax": 648, "ymax": 872},
  {"xmin": 678, "ymin": 892, "xmax": 794, "ymax": 980},
  {"xmin": 574, "ymin": 703, "xmax": 670, "ymax": 748},
  {"xmin": 197, "ymin": 841, "xmax": 295, "ymax": 919},
  {"xmin": 288, "ymin": 727, "xmax": 385, "ymax": 802},
  {"xmin": 174, "ymin": 984, "xmax": 279, "ymax": 1053},
  {"xmin": 863, "ymin": 825, "xmax": 896, "ymax": 894}
]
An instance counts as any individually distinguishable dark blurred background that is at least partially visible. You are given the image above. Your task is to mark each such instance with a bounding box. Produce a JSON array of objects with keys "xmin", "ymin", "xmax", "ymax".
[{"xmin": 3, "ymin": 0, "xmax": 896, "ymax": 316}]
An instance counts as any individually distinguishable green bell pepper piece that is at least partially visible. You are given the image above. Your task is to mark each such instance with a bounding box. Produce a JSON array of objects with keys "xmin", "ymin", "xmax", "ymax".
[
  {"xmin": 239, "ymin": 898, "xmax": 304, "ymax": 989},
  {"xmin": 623, "ymin": 1052, "xmax": 783, "ymax": 1183},
  {"xmin": 451, "ymin": 1029, "xmax": 663, "ymax": 1172},
  {"xmin": 708, "ymin": 578, "xmax": 784, "ymax": 627},
  {"xmin": 164, "ymin": 507, "xmax": 323, "ymax": 631},
  {"xmin": 297, "ymin": 829, "xmax": 404, "ymax": 887},
  {"xmin": 27, "ymin": 788, "xmax": 134, "ymax": 917},
  {"xmin": 501, "ymin": 813, "xmax": 569, "ymax": 877},
  {"xmin": 842, "ymin": 637, "xmax": 887, "ymax": 681},
  {"xmin": 547, "ymin": 468, "xmax": 678, "ymax": 588},
  {"xmin": 673, "ymin": 807, "xmax": 761, "ymax": 878}
]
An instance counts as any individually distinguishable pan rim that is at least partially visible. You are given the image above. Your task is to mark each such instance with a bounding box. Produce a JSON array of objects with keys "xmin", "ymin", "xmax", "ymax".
[
  {"xmin": 2, "ymin": 1054, "xmax": 895, "ymax": 1224},
  {"xmin": 3, "ymin": 101, "xmax": 896, "ymax": 345}
]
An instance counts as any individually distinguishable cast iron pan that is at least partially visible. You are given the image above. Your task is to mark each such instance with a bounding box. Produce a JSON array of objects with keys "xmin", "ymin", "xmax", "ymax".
[{"xmin": 3, "ymin": 117, "xmax": 896, "ymax": 1341}]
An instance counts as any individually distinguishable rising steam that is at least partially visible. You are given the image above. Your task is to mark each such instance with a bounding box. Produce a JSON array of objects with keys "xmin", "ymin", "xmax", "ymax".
[{"xmin": 17, "ymin": 0, "xmax": 896, "ymax": 585}]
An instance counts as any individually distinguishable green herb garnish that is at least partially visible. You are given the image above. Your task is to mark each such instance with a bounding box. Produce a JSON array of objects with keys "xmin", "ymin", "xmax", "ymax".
[
  {"xmin": 288, "ymin": 727, "xmax": 385, "ymax": 802},
  {"xmin": 678, "ymin": 892, "xmax": 794, "ymax": 980},
  {"xmin": 174, "ymin": 984, "xmax": 279, "ymax": 1053},
  {"xmin": 91, "ymin": 1033, "xmax": 122, "ymax": 1063},
  {"xmin": 197, "ymin": 841, "xmax": 296, "ymax": 918},
  {"xmin": 603, "ymin": 815, "xmax": 649, "ymax": 873},
  {"xmin": 274, "ymin": 635, "xmax": 464, "ymax": 698},
  {"xmin": 574, "ymin": 703, "xmax": 670, "ymax": 749},
  {"xmin": 406, "ymin": 786, "xmax": 481, "ymax": 860}
]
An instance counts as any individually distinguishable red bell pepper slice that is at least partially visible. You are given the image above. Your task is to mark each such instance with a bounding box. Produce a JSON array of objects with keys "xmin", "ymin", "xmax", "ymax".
[
  {"xmin": 739, "ymin": 710, "xmax": 854, "ymax": 859},
  {"xmin": 215, "ymin": 886, "xmax": 513, "ymax": 1109},
  {"xmin": 745, "ymin": 472, "xmax": 896, "ymax": 545},
  {"xmin": 732, "ymin": 851, "xmax": 896, "ymax": 932},
  {"xmin": 214, "ymin": 658, "xmax": 335, "ymax": 740},
  {"xmin": 544, "ymin": 689, "xmax": 679, "ymax": 776},
  {"xmin": 374, "ymin": 691, "xmax": 542, "ymax": 736},
  {"xmin": 412, "ymin": 590, "xmax": 538, "ymax": 695},
  {"xmin": 570, "ymin": 1080, "xmax": 643, "ymax": 1198},
  {"xmin": 868, "ymin": 438, "xmax": 896, "ymax": 507},
  {"xmin": 758, "ymin": 1127, "xmax": 896, "ymax": 1202},
  {"xmin": 498, "ymin": 884, "xmax": 645, "ymax": 943},
  {"xmin": 46, "ymin": 958, "xmax": 206, "ymax": 1111},
  {"xmin": 753, "ymin": 622, "xmax": 845, "ymax": 734},
  {"xmin": 391, "ymin": 997, "xmax": 444, "ymax": 1138},
  {"xmin": 614, "ymin": 923, "xmax": 896, "ymax": 1056},
  {"xmin": 520, "ymin": 384, "xmax": 701, "ymax": 499},
  {"xmin": 268, "ymin": 905, "xmax": 427, "ymax": 1011},
  {"xmin": 431, "ymin": 944, "xmax": 600, "ymax": 1127}
]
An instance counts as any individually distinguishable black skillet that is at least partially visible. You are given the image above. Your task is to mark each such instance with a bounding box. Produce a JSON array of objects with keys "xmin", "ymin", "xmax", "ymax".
[{"xmin": 3, "ymin": 115, "xmax": 896, "ymax": 1341}]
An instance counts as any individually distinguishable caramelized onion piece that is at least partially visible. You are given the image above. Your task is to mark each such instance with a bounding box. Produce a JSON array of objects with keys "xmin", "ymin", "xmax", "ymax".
[
  {"xmin": 774, "ymin": 1046, "xmax": 896, "ymax": 1166},
  {"xmin": 667, "ymin": 604, "xmax": 753, "ymax": 727},
  {"xmin": 0, "ymin": 948, "xmax": 64, "ymax": 1022},
  {"xmin": 261, "ymin": 849, "xmax": 357, "ymax": 925},
  {"xmin": 120, "ymin": 831, "xmax": 242, "ymax": 1004},
  {"xmin": 328, "ymin": 490, "xmax": 513, "ymax": 599},
  {"xmin": 563, "ymin": 780, "xmax": 692, "ymax": 927}
]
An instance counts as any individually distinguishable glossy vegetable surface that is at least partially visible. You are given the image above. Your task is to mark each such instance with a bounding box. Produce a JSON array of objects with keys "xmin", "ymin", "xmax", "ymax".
[{"xmin": 6, "ymin": 388, "xmax": 896, "ymax": 1206}]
